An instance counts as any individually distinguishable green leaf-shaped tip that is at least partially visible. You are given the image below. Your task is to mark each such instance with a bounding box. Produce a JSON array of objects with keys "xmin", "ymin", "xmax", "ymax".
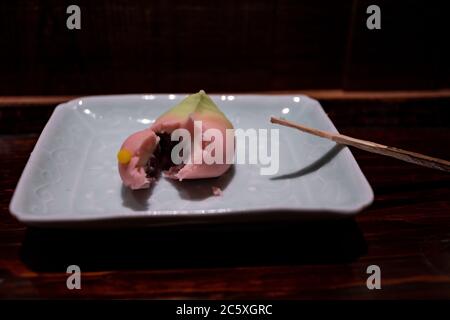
[{"xmin": 160, "ymin": 90, "xmax": 233, "ymax": 128}]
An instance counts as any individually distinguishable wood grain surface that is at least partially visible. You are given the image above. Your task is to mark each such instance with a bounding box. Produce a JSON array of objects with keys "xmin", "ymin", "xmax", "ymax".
[
  {"xmin": 0, "ymin": 0, "xmax": 448, "ymax": 95},
  {"xmin": 0, "ymin": 91, "xmax": 449, "ymax": 299}
]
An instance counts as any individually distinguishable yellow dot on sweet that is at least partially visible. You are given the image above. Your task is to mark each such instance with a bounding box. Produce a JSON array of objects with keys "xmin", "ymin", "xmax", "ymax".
[{"xmin": 117, "ymin": 149, "xmax": 132, "ymax": 164}]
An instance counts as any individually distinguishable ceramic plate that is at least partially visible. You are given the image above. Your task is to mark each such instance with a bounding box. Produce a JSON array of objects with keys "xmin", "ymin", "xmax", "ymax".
[{"xmin": 9, "ymin": 94, "xmax": 373, "ymax": 227}]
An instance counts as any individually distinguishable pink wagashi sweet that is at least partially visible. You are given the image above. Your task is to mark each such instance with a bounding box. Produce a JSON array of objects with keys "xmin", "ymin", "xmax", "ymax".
[{"xmin": 117, "ymin": 90, "xmax": 234, "ymax": 190}]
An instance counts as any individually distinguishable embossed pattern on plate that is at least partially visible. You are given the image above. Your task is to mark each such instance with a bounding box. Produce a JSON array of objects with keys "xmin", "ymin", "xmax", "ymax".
[{"xmin": 9, "ymin": 94, "xmax": 373, "ymax": 227}]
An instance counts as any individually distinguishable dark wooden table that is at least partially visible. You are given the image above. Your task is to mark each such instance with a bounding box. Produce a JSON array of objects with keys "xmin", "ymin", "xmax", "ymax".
[{"xmin": 1, "ymin": 91, "xmax": 449, "ymax": 299}]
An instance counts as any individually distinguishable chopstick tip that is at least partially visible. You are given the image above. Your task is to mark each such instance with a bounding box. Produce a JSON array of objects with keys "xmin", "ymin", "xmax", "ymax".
[{"xmin": 270, "ymin": 116, "xmax": 281, "ymax": 124}]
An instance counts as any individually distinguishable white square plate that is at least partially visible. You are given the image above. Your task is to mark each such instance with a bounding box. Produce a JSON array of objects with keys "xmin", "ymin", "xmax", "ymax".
[{"xmin": 10, "ymin": 94, "xmax": 373, "ymax": 227}]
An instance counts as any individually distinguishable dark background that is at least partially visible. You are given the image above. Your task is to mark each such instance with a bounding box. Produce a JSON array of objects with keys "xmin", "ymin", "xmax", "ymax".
[{"xmin": 0, "ymin": 0, "xmax": 448, "ymax": 95}]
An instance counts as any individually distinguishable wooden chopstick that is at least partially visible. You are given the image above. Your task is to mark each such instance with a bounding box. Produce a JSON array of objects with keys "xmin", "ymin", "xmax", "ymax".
[{"xmin": 270, "ymin": 116, "xmax": 450, "ymax": 172}]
